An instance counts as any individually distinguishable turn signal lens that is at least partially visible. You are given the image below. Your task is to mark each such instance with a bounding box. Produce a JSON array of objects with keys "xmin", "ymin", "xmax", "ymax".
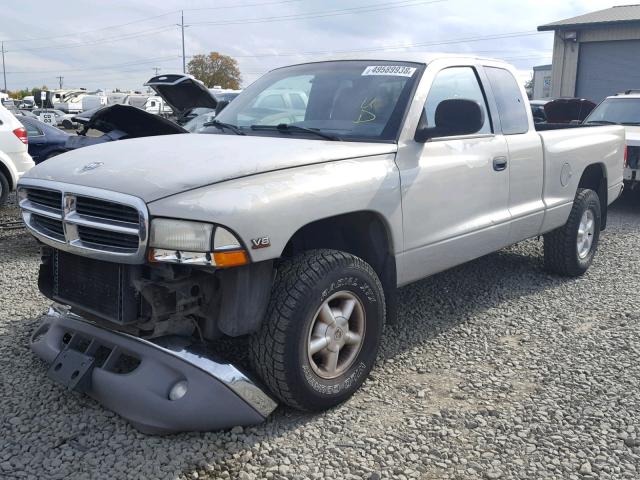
[{"xmin": 213, "ymin": 250, "xmax": 249, "ymax": 268}]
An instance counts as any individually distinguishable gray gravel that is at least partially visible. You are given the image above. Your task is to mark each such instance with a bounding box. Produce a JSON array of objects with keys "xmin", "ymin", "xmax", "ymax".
[{"xmin": 2, "ymin": 191, "xmax": 640, "ymax": 479}]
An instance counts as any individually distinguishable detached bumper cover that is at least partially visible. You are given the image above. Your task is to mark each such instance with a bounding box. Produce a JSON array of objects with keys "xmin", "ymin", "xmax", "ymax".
[{"xmin": 31, "ymin": 305, "xmax": 277, "ymax": 434}]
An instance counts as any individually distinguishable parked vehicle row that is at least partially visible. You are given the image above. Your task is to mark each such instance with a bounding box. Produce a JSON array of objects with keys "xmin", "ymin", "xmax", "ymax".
[{"xmin": 17, "ymin": 54, "xmax": 625, "ymax": 434}]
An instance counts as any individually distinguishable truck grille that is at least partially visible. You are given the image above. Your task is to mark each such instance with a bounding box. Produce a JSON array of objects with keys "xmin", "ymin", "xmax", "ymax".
[
  {"xmin": 76, "ymin": 197, "xmax": 139, "ymax": 224},
  {"xmin": 18, "ymin": 183, "xmax": 148, "ymax": 263},
  {"xmin": 32, "ymin": 214, "xmax": 64, "ymax": 239},
  {"xmin": 27, "ymin": 189, "xmax": 62, "ymax": 211},
  {"xmin": 77, "ymin": 226, "xmax": 139, "ymax": 250},
  {"xmin": 46, "ymin": 250, "xmax": 141, "ymax": 324}
]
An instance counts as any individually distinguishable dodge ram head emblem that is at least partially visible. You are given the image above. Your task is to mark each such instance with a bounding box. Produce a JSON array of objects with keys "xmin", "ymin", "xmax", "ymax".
[
  {"xmin": 78, "ymin": 162, "xmax": 104, "ymax": 173},
  {"xmin": 251, "ymin": 236, "xmax": 271, "ymax": 249}
]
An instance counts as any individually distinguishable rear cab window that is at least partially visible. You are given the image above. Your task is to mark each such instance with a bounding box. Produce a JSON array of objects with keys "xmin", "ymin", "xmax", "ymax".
[{"xmin": 485, "ymin": 67, "xmax": 529, "ymax": 134}]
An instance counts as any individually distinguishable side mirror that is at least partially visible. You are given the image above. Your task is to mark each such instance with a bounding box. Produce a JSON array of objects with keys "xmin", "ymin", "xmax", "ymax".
[
  {"xmin": 215, "ymin": 100, "xmax": 230, "ymax": 116},
  {"xmin": 414, "ymin": 99, "xmax": 485, "ymax": 143}
]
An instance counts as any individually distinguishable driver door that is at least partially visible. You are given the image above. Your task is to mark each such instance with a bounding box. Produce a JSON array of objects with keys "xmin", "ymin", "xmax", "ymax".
[{"xmin": 398, "ymin": 66, "xmax": 511, "ymax": 284}]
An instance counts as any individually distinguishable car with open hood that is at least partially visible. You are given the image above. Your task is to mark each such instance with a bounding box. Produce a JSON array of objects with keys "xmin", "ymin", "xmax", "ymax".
[{"xmin": 144, "ymin": 73, "xmax": 219, "ymax": 125}]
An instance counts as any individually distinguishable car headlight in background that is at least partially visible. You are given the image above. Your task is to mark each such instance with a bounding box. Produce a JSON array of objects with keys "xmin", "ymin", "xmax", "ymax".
[{"xmin": 148, "ymin": 218, "xmax": 248, "ymax": 267}]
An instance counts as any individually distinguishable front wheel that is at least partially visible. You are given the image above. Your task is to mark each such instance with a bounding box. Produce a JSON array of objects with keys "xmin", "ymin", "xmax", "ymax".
[
  {"xmin": 544, "ymin": 188, "xmax": 601, "ymax": 276},
  {"xmin": 250, "ymin": 249, "xmax": 385, "ymax": 411}
]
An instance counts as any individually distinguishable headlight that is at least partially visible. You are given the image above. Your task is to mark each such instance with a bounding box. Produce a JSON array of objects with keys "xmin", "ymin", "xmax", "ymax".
[
  {"xmin": 150, "ymin": 219, "xmax": 213, "ymax": 251},
  {"xmin": 149, "ymin": 219, "xmax": 248, "ymax": 267}
]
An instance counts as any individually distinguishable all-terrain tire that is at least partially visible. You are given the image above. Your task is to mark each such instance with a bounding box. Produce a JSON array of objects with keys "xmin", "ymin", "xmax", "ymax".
[
  {"xmin": 250, "ymin": 249, "xmax": 386, "ymax": 411},
  {"xmin": 0, "ymin": 171, "xmax": 9, "ymax": 206},
  {"xmin": 544, "ymin": 188, "xmax": 601, "ymax": 276}
]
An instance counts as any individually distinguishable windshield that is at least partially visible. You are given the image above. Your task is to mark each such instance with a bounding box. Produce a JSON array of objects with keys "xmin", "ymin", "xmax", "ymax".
[
  {"xmin": 585, "ymin": 98, "xmax": 640, "ymax": 125},
  {"xmin": 214, "ymin": 61, "xmax": 423, "ymax": 141}
]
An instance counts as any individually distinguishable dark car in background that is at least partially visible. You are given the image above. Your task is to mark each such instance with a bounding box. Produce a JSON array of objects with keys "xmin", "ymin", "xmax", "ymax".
[
  {"xmin": 18, "ymin": 116, "xmax": 69, "ymax": 164},
  {"xmin": 530, "ymin": 98, "xmax": 596, "ymax": 124}
]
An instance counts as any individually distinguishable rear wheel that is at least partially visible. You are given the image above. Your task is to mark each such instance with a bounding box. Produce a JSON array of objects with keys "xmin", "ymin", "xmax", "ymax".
[
  {"xmin": 250, "ymin": 249, "xmax": 385, "ymax": 411},
  {"xmin": 0, "ymin": 171, "xmax": 9, "ymax": 206},
  {"xmin": 544, "ymin": 188, "xmax": 601, "ymax": 276}
]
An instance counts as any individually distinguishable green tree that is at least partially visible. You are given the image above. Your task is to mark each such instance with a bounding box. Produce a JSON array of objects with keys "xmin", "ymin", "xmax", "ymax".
[{"xmin": 187, "ymin": 52, "xmax": 241, "ymax": 89}]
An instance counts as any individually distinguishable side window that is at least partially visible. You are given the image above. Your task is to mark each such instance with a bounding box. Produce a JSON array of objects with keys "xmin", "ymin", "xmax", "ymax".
[
  {"xmin": 424, "ymin": 67, "xmax": 492, "ymax": 135},
  {"xmin": 485, "ymin": 67, "xmax": 529, "ymax": 135}
]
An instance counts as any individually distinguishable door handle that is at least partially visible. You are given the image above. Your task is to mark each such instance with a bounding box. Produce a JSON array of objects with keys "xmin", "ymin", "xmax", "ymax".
[{"xmin": 493, "ymin": 156, "xmax": 508, "ymax": 171}]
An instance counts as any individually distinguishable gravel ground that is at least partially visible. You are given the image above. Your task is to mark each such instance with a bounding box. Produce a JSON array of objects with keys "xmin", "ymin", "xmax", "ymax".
[{"xmin": 1, "ymin": 191, "xmax": 640, "ymax": 480}]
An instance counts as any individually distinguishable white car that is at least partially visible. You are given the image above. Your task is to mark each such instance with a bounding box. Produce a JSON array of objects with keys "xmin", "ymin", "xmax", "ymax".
[
  {"xmin": 31, "ymin": 108, "xmax": 77, "ymax": 129},
  {"xmin": 0, "ymin": 104, "xmax": 35, "ymax": 205},
  {"xmin": 584, "ymin": 90, "xmax": 640, "ymax": 188}
]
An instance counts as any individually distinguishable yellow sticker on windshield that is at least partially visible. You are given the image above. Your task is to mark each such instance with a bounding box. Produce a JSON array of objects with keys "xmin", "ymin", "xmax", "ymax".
[
  {"xmin": 362, "ymin": 65, "xmax": 416, "ymax": 77},
  {"xmin": 354, "ymin": 97, "xmax": 377, "ymax": 124}
]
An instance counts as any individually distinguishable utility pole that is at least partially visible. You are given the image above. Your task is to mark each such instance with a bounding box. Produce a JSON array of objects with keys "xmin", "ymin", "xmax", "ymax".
[
  {"xmin": 56, "ymin": 76, "xmax": 63, "ymax": 89},
  {"xmin": 152, "ymin": 67, "xmax": 161, "ymax": 76},
  {"xmin": 1, "ymin": 42, "xmax": 7, "ymax": 93},
  {"xmin": 179, "ymin": 11, "xmax": 186, "ymax": 73}
]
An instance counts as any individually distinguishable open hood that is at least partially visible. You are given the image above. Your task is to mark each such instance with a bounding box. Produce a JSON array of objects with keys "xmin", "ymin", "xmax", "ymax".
[
  {"xmin": 73, "ymin": 104, "xmax": 187, "ymax": 136},
  {"xmin": 144, "ymin": 74, "xmax": 218, "ymax": 119},
  {"xmin": 544, "ymin": 98, "xmax": 596, "ymax": 124}
]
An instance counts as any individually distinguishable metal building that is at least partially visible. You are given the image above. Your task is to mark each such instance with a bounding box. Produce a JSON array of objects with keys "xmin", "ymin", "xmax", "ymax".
[{"xmin": 538, "ymin": 5, "xmax": 640, "ymax": 102}]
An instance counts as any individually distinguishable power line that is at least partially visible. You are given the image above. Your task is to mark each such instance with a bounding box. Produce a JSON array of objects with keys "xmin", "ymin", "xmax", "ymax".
[
  {"xmin": 0, "ymin": 0, "xmax": 305, "ymax": 43},
  {"xmin": 4, "ymin": 56, "xmax": 181, "ymax": 74},
  {"xmin": 220, "ymin": 31, "xmax": 547, "ymax": 60},
  {"xmin": 6, "ymin": 25, "xmax": 176, "ymax": 53},
  {"xmin": 190, "ymin": 0, "xmax": 445, "ymax": 26}
]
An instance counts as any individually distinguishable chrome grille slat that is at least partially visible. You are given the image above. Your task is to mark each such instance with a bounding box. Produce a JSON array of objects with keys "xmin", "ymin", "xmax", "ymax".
[
  {"xmin": 76, "ymin": 196, "xmax": 139, "ymax": 224},
  {"xmin": 26, "ymin": 189, "xmax": 62, "ymax": 210},
  {"xmin": 18, "ymin": 181, "xmax": 149, "ymax": 264},
  {"xmin": 77, "ymin": 226, "xmax": 139, "ymax": 250},
  {"xmin": 32, "ymin": 214, "xmax": 65, "ymax": 239}
]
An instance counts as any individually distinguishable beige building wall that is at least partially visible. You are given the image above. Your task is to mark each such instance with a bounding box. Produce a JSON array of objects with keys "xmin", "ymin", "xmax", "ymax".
[{"xmin": 550, "ymin": 25, "xmax": 640, "ymax": 97}]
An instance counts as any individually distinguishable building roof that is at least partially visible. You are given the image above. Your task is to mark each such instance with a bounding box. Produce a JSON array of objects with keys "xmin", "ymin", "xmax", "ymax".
[
  {"xmin": 533, "ymin": 64, "xmax": 552, "ymax": 71},
  {"xmin": 538, "ymin": 4, "xmax": 640, "ymax": 31}
]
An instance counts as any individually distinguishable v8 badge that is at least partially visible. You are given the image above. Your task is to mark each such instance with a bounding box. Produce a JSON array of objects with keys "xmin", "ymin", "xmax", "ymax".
[{"xmin": 251, "ymin": 236, "xmax": 271, "ymax": 249}]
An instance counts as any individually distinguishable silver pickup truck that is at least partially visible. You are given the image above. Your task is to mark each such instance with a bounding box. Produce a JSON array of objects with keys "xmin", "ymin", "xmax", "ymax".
[{"xmin": 18, "ymin": 54, "xmax": 624, "ymax": 433}]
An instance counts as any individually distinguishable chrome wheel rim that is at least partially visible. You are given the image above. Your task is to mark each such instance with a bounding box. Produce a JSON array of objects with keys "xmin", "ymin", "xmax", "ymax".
[
  {"xmin": 577, "ymin": 209, "xmax": 595, "ymax": 259},
  {"xmin": 307, "ymin": 291, "xmax": 366, "ymax": 379}
]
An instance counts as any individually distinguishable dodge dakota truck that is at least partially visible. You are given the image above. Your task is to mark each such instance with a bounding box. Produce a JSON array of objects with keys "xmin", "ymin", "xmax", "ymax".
[{"xmin": 18, "ymin": 54, "xmax": 624, "ymax": 433}]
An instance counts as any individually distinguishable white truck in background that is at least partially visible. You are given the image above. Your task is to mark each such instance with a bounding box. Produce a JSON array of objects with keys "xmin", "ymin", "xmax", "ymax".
[
  {"xmin": 584, "ymin": 90, "xmax": 640, "ymax": 189},
  {"xmin": 18, "ymin": 54, "xmax": 624, "ymax": 433}
]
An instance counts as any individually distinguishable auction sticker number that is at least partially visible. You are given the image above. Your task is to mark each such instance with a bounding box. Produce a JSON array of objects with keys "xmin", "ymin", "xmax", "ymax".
[
  {"xmin": 362, "ymin": 65, "xmax": 416, "ymax": 77},
  {"xmin": 40, "ymin": 113, "xmax": 54, "ymax": 125}
]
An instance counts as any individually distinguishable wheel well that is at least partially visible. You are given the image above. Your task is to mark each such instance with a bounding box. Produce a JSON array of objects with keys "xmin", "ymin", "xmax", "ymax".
[
  {"xmin": 578, "ymin": 163, "xmax": 607, "ymax": 230},
  {"xmin": 282, "ymin": 211, "xmax": 398, "ymax": 322},
  {"xmin": 0, "ymin": 160, "xmax": 14, "ymax": 190}
]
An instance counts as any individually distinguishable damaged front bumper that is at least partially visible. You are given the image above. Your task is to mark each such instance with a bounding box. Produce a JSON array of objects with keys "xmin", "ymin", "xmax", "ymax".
[{"xmin": 31, "ymin": 305, "xmax": 277, "ymax": 434}]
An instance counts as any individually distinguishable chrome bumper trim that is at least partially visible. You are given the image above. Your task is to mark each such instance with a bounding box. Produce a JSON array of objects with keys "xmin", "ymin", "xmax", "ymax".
[{"xmin": 31, "ymin": 304, "xmax": 278, "ymax": 433}]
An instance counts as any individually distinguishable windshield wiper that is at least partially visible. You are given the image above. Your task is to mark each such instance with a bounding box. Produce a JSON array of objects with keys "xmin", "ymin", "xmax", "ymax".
[
  {"xmin": 584, "ymin": 120, "xmax": 618, "ymax": 125},
  {"xmin": 250, "ymin": 124, "xmax": 341, "ymax": 141},
  {"xmin": 203, "ymin": 120, "xmax": 246, "ymax": 135},
  {"xmin": 621, "ymin": 122, "xmax": 640, "ymax": 126}
]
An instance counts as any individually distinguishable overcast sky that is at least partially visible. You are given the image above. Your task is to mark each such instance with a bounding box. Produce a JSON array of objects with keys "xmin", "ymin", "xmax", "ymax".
[{"xmin": 0, "ymin": 0, "xmax": 633, "ymax": 92}]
